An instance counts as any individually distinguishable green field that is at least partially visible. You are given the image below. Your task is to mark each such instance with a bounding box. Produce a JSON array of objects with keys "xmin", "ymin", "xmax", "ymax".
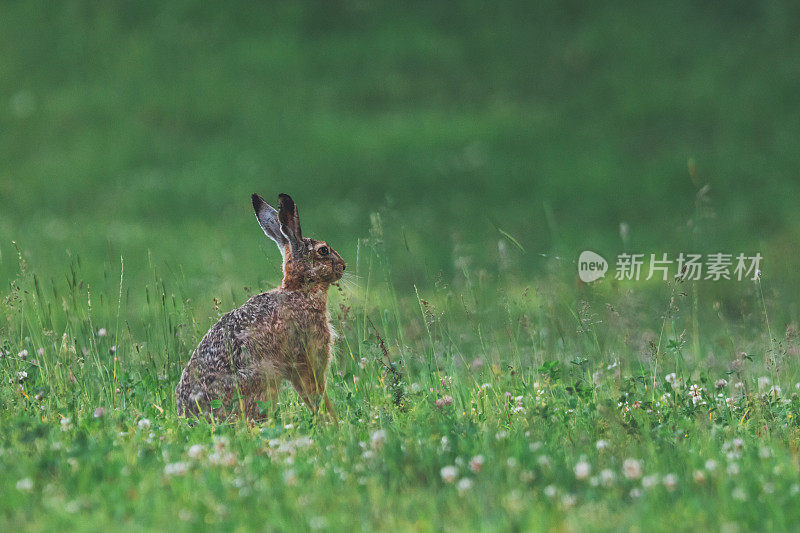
[{"xmin": 2, "ymin": 2, "xmax": 800, "ymax": 531}]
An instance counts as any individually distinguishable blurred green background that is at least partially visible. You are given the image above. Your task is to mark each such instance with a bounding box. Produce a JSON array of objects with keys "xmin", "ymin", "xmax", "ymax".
[{"xmin": 1, "ymin": 1, "xmax": 799, "ymax": 305}]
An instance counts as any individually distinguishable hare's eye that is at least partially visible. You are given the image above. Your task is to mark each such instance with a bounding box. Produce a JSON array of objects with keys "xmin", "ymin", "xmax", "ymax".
[{"xmin": 318, "ymin": 246, "xmax": 329, "ymax": 256}]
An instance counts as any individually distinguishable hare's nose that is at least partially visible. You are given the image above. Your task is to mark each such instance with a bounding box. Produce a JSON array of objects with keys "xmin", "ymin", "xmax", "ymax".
[{"xmin": 341, "ymin": 263, "xmax": 346, "ymax": 271}]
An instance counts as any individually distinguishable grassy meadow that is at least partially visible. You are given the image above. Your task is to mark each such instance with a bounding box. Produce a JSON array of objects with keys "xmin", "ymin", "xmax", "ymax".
[{"xmin": 2, "ymin": 2, "xmax": 800, "ymax": 531}]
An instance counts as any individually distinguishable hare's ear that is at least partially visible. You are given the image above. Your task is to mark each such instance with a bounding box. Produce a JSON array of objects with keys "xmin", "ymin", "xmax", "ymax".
[
  {"xmin": 277, "ymin": 193, "xmax": 304, "ymax": 258},
  {"xmin": 252, "ymin": 194, "xmax": 288, "ymax": 257}
]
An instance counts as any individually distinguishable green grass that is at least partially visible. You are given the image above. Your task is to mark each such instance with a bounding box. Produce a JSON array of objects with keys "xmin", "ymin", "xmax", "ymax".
[{"xmin": 3, "ymin": 1, "xmax": 800, "ymax": 531}]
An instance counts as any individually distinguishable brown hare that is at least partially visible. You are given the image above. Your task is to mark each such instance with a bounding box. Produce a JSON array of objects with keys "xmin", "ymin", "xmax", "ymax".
[{"xmin": 175, "ymin": 193, "xmax": 345, "ymax": 423}]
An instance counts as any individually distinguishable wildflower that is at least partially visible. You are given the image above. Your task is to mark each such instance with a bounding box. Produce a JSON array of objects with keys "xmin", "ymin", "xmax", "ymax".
[
  {"xmin": 727, "ymin": 463, "xmax": 740, "ymax": 476},
  {"xmin": 60, "ymin": 417, "xmax": 72, "ymax": 431},
  {"xmin": 622, "ymin": 459, "xmax": 642, "ymax": 480},
  {"xmin": 758, "ymin": 376, "xmax": 771, "ymax": 390},
  {"xmin": 705, "ymin": 459, "xmax": 718, "ymax": 471},
  {"xmin": 97, "ymin": 328, "xmax": 107, "ymax": 337},
  {"xmin": 693, "ymin": 470, "xmax": 706, "ymax": 483},
  {"xmin": 507, "ymin": 457, "xmax": 518, "ymax": 469},
  {"xmin": 495, "ymin": 430, "xmax": 507, "ymax": 440},
  {"xmin": 471, "ymin": 358, "xmax": 484, "ymax": 370},
  {"xmin": 732, "ymin": 487, "xmax": 747, "ymax": 501},
  {"xmin": 457, "ymin": 477, "xmax": 473, "ymax": 494},
  {"xmin": 520, "ymin": 470, "xmax": 535, "ymax": 483},
  {"xmin": 759, "ymin": 446, "xmax": 772, "ymax": 459},
  {"xmin": 734, "ymin": 381, "xmax": 744, "ymax": 389},
  {"xmin": 537, "ymin": 455, "xmax": 551, "ymax": 468},
  {"xmin": 629, "ymin": 488, "xmax": 642, "ymax": 499},
  {"xmin": 480, "ymin": 383, "xmax": 492, "ymax": 390},
  {"xmin": 596, "ymin": 440, "xmax": 610, "ymax": 451},
  {"xmin": 768, "ymin": 385, "xmax": 782, "ymax": 397},
  {"xmin": 732, "ymin": 438, "xmax": 744, "ymax": 450},
  {"xmin": 370, "ymin": 429, "xmax": 387, "ymax": 450},
  {"xmin": 37, "ymin": 348, "xmax": 44, "ymax": 357},
  {"xmin": 283, "ymin": 469, "xmax": 297, "ymax": 486},
  {"xmin": 529, "ymin": 441, "xmax": 543, "ymax": 452},
  {"xmin": 137, "ymin": 418, "xmax": 151, "ymax": 430},
  {"xmin": 440, "ymin": 465, "xmax": 458, "ymax": 483},
  {"xmin": 600, "ymin": 469, "xmax": 615, "ymax": 486},
  {"xmin": 543, "ymin": 485, "xmax": 557, "ymax": 498},
  {"xmin": 410, "ymin": 382, "xmax": 421, "ymax": 393},
  {"xmin": 574, "ymin": 461, "xmax": 591, "ymax": 480},
  {"xmin": 665, "ymin": 373, "xmax": 677, "ymax": 384},
  {"xmin": 469, "ymin": 455, "xmax": 485, "ymax": 473},
  {"xmin": 17, "ymin": 371, "xmax": 28, "ymax": 382},
  {"xmin": 16, "ymin": 478, "xmax": 33, "ymax": 492},
  {"xmin": 688, "ymin": 384, "xmax": 703, "ymax": 405},
  {"xmin": 662, "ymin": 474, "xmax": 678, "ymax": 491},
  {"xmin": 715, "ymin": 379, "xmax": 728, "ymax": 389},
  {"xmin": 358, "ymin": 357, "xmax": 368, "ymax": 369},
  {"xmin": 436, "ymin": 395, "xmax": 454, "ymax": 408},
  {"xmin": 561, "ymin": 493, "xmax": 577, "ymax": 508},
  {"xmin": 187, "ymin": 444, "xmax": 205, "ymax": 459},
  {"xmin": 164, "ymin": 462, "xmax": 189, "ymax": 476},
  {"xmin": 18, "ymin": 349, "xmax": 28, "ymax": 359},
  {"xmin": 642, "ymin": 475, "xmax": 659, "ymax": 489},
  {"xmin": 93, "ymin": 407, "xmax": 106, "ymax": 418}
]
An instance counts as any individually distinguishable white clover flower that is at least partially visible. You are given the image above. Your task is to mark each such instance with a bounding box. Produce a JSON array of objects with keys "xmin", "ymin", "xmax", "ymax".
[
  {"xmin": 283, "ymin": 469, "xmax": 297, "ymax": 486},
  {"xmin": 37, "ymin": 348, "xmax": 44, "ymax": 357},
  {"xmin": 759, "ymin": 446, "xmax": 772, "ymax": 459},
  {"xmin": 574, "ymin": 461, "xmax": 591, "ymax": 480},
  {"xmin": 16, "ymin": 478, "xmax": 33, "ymax": 492},
  {"xmin": 665, "ymin": 373, "xmax": 677, "ymax": 384},
  {"xmin": 164, "ymin": 462, "xmax": 189, "ymax": 476},
  {"xmin": 187, "ymin": 444, "xmax": 205, "ymax": 459},
  {"xmin": 543, "ymin": 485, "xmax": 557, "ymax": 498},
  {"xmin": 537, "ymin": 455, "xmax": 551, "ymax": 468},
  {"xmin": 561, "ymin": 493, "xmax": 577, "ymax": 508},
  {"xmin": 662, "ymin": 474, "xmax": 678, "ymax": 491},
  {"xmin": 758, "ymin": 376, "xmax": 771, "ymax": 390},
  {"xmin": 469, "ymin": 455, "xmax": 485, "ymax": 473},
  {"xmin": 137, "ymin": 418, "xmax": 151, "ymax": 430},
  {"xmin": 642, "ymin": 474, "xmax": 659, "ymax": 489},
  {"xmin": 440, "ymin": 465, "xmax": 458, "ymax": 483},
  {"xmin": 732, "ymin": 487, "xmax": 747, "ymax": 501},
  {"xmin": 18, "ymin": 349, "xmax": 28, "ymax": 359},
  {"xmin": 705, "ymin": 459, "xmax": 718, "ymax": 471},
  {"xmin": 16, "ymin": 371, "xmax": 28, "ymax": 382},
  {"xmin": 622, "ymin": 458, "xmax": 642, "ymax": 480},
  {"xmin": 715, "ymin": 379, "xmax": 728, "ymax": 389},
  {"xmin": 457, "ymin": 477, "xmax": 473, "ymax": 494},
  {"xmin": 97, "ymin": 328, "xmax": 107, "ymax": 337},
  {"xmin": 595, "ymin": 440, "xmax": 610, "ymax": 451},
  {"xmin": 692, "ymin": 470, "xmax": 706, "ymax": 483},
  {"xmin": 410, "ymin": 382, "xmax": 421, "ymax": 393},
  {"xmin": 60, "ymin": 417, "xmax": 72, "ymax": 431},
  {"xmin": 629, "ymin": 488, "xmax": 642, "ymax": 499},
  {"xmin": 93, "ymin": 407, "xmax": 106, "ymax": 418},
  {"xmin": 600, "ymin": 469, "xmax": 615, "ymax": 486},
  {"xmin": 727, "ymin": 463, "xmax": 740, "ymax": 476},
  {"xmin": 370, "ymin": 429, "xmax": 387, "ymax": 449}
]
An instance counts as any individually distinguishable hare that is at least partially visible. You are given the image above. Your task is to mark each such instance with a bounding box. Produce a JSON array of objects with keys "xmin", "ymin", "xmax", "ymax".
[{"xmin": 175, "ymin": 193, "xmax": 345, "ymax": 423}]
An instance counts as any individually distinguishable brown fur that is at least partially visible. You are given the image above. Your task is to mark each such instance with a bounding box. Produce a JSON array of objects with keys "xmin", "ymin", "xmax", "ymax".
[{"xmin": 175, "ymin": 193, "xmax": 345, "ymax": 423}]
